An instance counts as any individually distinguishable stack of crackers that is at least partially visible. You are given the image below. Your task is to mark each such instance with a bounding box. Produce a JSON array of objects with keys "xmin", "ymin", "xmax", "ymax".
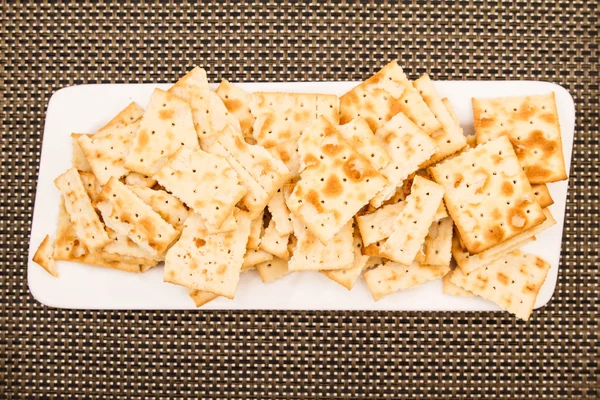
[{"xmin": 33, "ymin": 61, "xmax": 567, "ymax": 320}]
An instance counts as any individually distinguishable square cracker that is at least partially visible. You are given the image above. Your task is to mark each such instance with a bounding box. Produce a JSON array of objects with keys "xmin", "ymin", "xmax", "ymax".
[
  {"xmin": 453, "ymin": 208, "xmax": 555, "ymax": 274},
  {"xmin": 152, "ymin": 148, "xmax": 247, "ymax": 228},
  {"xmin": 429, "ymin": 136, "xmax": 546, "ymax": 254},
  {"xmin": 250, "ymin": 92, "xmax": 339, "ymax": 148},
  {"xmin": 412, "ymin": 74, "xmax": 467, "ymax": 166},
  {"xmin": 531, "ymin": 183, "xmax": 554, "ymax": 208},
  {"xmin": 129, "ymin": 186, "xmax": 188, "ymax": 231},
  {"xmin": 340, "ymin": 60, "xmax": 441, "ymax": 134},
  {"xmin": 53, "ymin": 198, "xmax": 142, "ymax": 273},
  {"xmin": 371, "ymin": 112, "xmax": 437, "ymax": 207},
  {"xmin": 215, "ymin": 79, "xmax": 255, "ymax": 139},
  {"xmin": 54, "ymin": 167, "xmax": 111, "ymax": 251},
  {"xmin": 321, "ymin": 227, "xmax": 370, "ymax": 290},
  {"xmin": 448, "ymin": 250, "xmax": 551, "ymax": 320},
  {"xmin": 336, "ymin": 117, "xmax": 391, "ymax": 171},
  {"xmin": 168, "ymin": 67, "xmax": 241, "ymax": 147},
  {"xmin": 422, "ymin": 217, "xmax": 453, "ymax": 266},
  {"xmin": 473, "ymin": 93, "xmax": 567, "ymax": 183},
  {"xmin": 125, "ymin": 88, "xmax": 200, "ymax": 176},
  {"xmin": 256, "ymin": 257, "xmax": 290, "ymax": 283},
  {"xmin": 288, "ymin": 215, "xmax": 354, "ymax": 271},
  {"xmin": 77, "ymin": 120, "xmax": 141, "ymax": 185},
  {"xmin": 94, "ymin": 177, "xmax": 179, "ymax": 256},
  {"xmin": 164, "ymin": 211, "xmax": 252, "ymax": 299},
  {"xmin": 206, "ymin": 125, "xmax": 291, "ymax": 210},
  {"xmin": 72, "ymin": 134, "xmax": 92, "ymax": 172},
  {"xmin": 289, "ymin": 117, "xmax": 388, "ymax": 243},
  {"xmin": 363, "ymin": 260, "xmax": 452, "ymax": 301},
  {"xmin": 33, "ymin": 235, "xmax": 58, "ymax": 277},
  {"xmin": 380, "ymin": 176, "xmax": 445, "ymax": 265}
]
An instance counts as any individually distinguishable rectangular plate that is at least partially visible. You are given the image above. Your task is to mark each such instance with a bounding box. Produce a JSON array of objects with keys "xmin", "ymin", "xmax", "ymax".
[{"xmin": 28, "ymin": 81, "xmax": 574, "ymax": 310}]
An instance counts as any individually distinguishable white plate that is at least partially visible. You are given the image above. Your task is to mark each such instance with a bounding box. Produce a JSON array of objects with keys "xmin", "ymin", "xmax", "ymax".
[{"xmin": 28, "ymin": 81, "xmax": 574, "ymax": 310}]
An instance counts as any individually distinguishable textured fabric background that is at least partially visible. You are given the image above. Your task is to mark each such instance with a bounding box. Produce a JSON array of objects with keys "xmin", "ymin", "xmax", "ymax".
[{"xmin": 0, "ymin": 1, "xmax": 598, "ymax": 398}]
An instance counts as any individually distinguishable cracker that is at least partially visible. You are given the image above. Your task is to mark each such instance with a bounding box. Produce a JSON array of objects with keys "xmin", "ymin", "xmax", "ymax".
[
  {"xmin": 96, "ymin": 102, "xmax": 144, "ymax": 134},
  {"xmin": 473, "ymin": 93, "xmax": 567, "ymax": 183},
  {"xmin": 363, "ymin": 260, "xmax": 452, "ymax": 300},
  {"xmin": 380, "ymin": 176, "xmax": 445, "ymax": 264},
  {"xmin": 163, "ymin": 211, "xmax": 252, "ymax": 298},
  {"xmin": 94, "ymin": 177, "xmax": 179, "ymax": 256},
  {"xmin": 289, "ymin": 117, "xmax": 388, "ymax": 243},
  {"xmin": 434, "ymin": 201, "xmax": 448, "ymax": 221},
  {"xmin": 453, "ymin": 208, "xmax": 555, "ymax": 274},
  {"xmin": 102, "ymin": 230, "xmax": 163, "ymax": 263},
  {"xmin": 340, "ymin": 61, "xmax": 441, "ymax": 134},
  {"xmin": 532, "ymin": 183, "xmax": 554, "ymax": 208},
  {"xmin": 129, "ymin": 185, "xmax": 188, "ymax": 231},
  {"xmin": 442, "ymin": 97, "xmax": 460, "ymax": 125},
  {"xmin": 77, "ymin": 120, "xmax": 141, "ymax": 185},
  {"xmin": 321, "ymin": 228, "xmax": 370, "ymax": 290},
  {"xmin": 288, "ymin": 215, "xmax": 354, "ymax": 271},
  {"xmin": 79, "ymin": 171, "xmax": 102, "ymax": 202},
  {"xmin": 152, "ymin": 148, "xmax": 247, "ymax": 228},
  {"xmin": 188, "ymin": 289, "xmax": 219, "ymax": 307},
  {"xmin": 243, "ymin": 249, "xmax": 274, "ymax": 269},
  {"xmin": 33, "ymin": 234, "xmax": 58, "ymax": 277},
  {"xmin": 466, "ymin": 134, "xmax": 477, "ymax": 149},
  {"xmin": 124, "ymin": 172, "xmax": 157, "ymax": 188},
  {"xmin": 247, "ymin": 211, "xmax": 264, "ymax": 250},
  {"xmin": 54, "ymin": 167, "xmax": 111, "ymax": 251},
  {"xmin": 259, "ymin": 219, "xmax": 290, "ymax": 260},
  {"xmin": 215, "ymin": 79, "xmax": 255, "ymax": 139},
  {"xmin": 336, "ymin": 117, "xmax": 391, "ymax": 171},
  {"xmin": 256, "ymin": 257, "xmax": 290, "ymax": 283},
  {"xmin": 443, "ymin": 272, "xmax": 474, "ymax": 297},
  {"xmin": 371, "ymin": 112, "xmax": 437, "ymax": 206},
  {"xmin": 362, "ymin": 241, "xmax": 384, "ymax": 257},
  {"xmin": 53, "ymin": 198, "xmax": 142, "ymax": 273},
  {"xmin": 356, "ymin": 201, "xmax": 405, "ymax": 247},
  {"xmin": 422, "ymin": 217, "xmax": 453, "ymax": 266},
  {"xmin": 98, "ymin": 248, "xmax": 159, "ymax": 268},
  {"xmin": 267, "ymin": 189, "xmax": 293, "ymax": 236},
  {"xmin": 364, "ymin": 256, "xmax": 384, "ymax": 270},
  {"xmin": 203, "ymin": 209, "xmax": 238, "ymax": 234},
  {"xmin": 204, "ymin": 137, "xmax": 271, "ymax": 218},
  {"xmin": 449, "ymin": 250, "xmax": 551, "ymax": 320},
  {"xmin": 429, "ymin": 136, "xmax": 546, "ymax": 254},
  {"xmin": 72, "ymin": 133, "xmax": 92, "ymax": 172},
  {"xmin": 250, "ymin": 92, "xmax": 339, "ymax": 148},
  {"xmin": 266, "ymin": 139, "xmax": 300, "ymax": 176},
  {"xmin": 125, "ymin": 88, "xmax": 200, "ymax": 176},
  {"xmin": 168, "ymin": 67, "xmax": 241, "ymax": 146},
  {"xmin": 206, "ymin": 124, "xmax": 291, "ymax": 211},
  {"xmin": 413, "ymin": 74, "xmax": 467, "ymax": 166}
]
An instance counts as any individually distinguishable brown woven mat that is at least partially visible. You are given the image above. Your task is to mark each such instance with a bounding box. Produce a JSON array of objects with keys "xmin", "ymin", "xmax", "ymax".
[{"xmin": 1, "ymin": 1, "xmax": 598, "ymax": 398}]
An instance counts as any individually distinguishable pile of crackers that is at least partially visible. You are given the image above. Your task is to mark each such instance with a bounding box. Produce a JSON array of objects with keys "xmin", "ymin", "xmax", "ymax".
[{"xmin": 33, "ymin": 61, "xmax": 567, "ymax": 320}]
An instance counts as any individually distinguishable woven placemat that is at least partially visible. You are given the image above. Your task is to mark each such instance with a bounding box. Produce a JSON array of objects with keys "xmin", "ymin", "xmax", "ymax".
[{"xmin": 1, "ymin": 1, "xmax": 598, "ymax": 398}]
